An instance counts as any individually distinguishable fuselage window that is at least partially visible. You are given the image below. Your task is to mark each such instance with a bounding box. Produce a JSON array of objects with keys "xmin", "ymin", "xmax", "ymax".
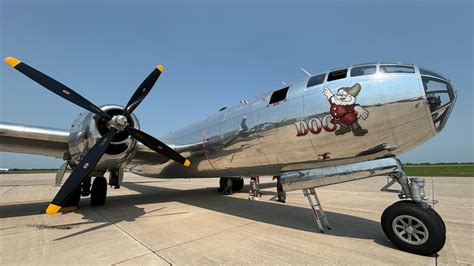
[
  {"xmin": 327, "ymin": 69, "xmax": 347, "ymax": 82},
  {"xmin": 350, "ymin": 65, "xmax": 376, "ymax": 77},
  {"xmin": 380, "ymin": 65, "xmax": 415, "ymax": 73},
  {"xmin": 269, "ymin": 87, "xmax": 289, "ymax": 105},
  {"xmin": 307, "ymin": 73, "xmax": 326, "ymax": 87}
]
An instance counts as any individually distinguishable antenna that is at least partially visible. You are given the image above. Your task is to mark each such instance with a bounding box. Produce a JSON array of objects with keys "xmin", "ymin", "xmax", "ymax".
[{"xmin": 300, "ymin": 67, "xmax": 312, "ymax": 77}]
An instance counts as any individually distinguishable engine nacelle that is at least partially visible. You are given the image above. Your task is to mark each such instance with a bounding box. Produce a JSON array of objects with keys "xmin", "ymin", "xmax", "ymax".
[{"xmin": 68, "ymin": 105, "xmax": 139, "ymax": 170}]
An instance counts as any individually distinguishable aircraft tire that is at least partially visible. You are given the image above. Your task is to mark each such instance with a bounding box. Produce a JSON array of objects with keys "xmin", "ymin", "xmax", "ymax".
[
  {"xmin": 232, "ymin": 177, "xmax": 244, "ymax": 191},
  {"xmin": 90, "ymin": 176, "xmax": 107, "ymax": 206},
  {"xmin": 381, "ymin": 200, "xmax": 445, "ymax": 256},
  {"xmin": 218, "ymin": 177, "xmax": 228, "ymax": 192}
]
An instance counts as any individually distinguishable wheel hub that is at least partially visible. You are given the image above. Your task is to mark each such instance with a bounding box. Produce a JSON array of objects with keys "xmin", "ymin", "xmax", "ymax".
[{"xmin": 392, "ymin": 215, "xmax": 429, "ymax": 245}]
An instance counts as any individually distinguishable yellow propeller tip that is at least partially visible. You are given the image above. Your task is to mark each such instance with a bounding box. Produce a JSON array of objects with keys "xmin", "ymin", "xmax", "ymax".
[
  {"xmin": 156, "ymin": 65, "xmax": 164, "ymax": 72},
  {"xmin": 45, "ymin": 204, "xmax": 61, "ymax": 215},
  {"xmin": 184, "ymin": 159, "xmax": 191, "ymax": 167},
  {"xmin": 4, "ymin": 56, "xmax": 21, "ymax": 68}
]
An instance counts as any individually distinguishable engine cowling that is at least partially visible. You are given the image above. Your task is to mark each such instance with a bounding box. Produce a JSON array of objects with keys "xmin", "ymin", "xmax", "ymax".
[{"xmin": 68, "ymin": 105, "xmax": 139, "ymax": 170}]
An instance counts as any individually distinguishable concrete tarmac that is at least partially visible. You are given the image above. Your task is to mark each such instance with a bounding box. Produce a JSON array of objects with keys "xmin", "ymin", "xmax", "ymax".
[{"xmin": 0, "ymin": 173, "xmax": 472, "ymax": 265}]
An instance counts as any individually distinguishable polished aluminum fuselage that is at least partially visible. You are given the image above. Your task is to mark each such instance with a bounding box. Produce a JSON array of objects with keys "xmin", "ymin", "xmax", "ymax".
[
  {"xmin": 128, "ymin": 63, "xmax": 450, "ymax": 178},
  {"xmin": 0, "ymin": 62, "xmax": 455, "ymax": 180}
]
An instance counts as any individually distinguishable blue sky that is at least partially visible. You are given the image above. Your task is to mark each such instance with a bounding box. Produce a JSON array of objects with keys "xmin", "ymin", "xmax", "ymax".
[{"xmin": 1, "ymin": 0, "xmax": 472, "ymax": 168}]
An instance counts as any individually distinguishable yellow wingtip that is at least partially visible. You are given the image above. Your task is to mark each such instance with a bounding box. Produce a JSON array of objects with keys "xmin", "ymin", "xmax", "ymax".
[
  {"xmin": 157, "ymin": 65, "xmax": 164, "ymax": 72},
  {"xmin": 46, "ymin": 204, "xmax": 61, "ymax": 215},
  {"xmin": 5, "ymin": 56, "xmax": 21, "ymax": 68},
  {"xmin": 184, "ymin": 159, "xmax": 191, "ymax": 167}
]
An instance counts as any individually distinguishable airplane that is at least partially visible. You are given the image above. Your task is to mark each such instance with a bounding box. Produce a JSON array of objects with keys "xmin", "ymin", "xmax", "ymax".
[{"xmin": 0, "ymin": 56, "xmax": 456, "ymax": 256}]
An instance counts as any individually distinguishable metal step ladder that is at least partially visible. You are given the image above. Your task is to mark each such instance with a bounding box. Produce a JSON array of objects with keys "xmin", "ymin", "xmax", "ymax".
[{"xmin": 302, "ymin": 187, "xmax": 331, "ymax": 233}]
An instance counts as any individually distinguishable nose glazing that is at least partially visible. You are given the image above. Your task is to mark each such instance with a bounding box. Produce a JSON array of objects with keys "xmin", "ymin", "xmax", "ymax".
[{"xmin": 420, "ymin": 69, "xmax": 457, "ymax": 132}]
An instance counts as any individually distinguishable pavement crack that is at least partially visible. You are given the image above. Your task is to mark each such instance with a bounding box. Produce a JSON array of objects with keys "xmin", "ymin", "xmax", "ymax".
[
  {"xmin": 89, "ymin": 208, "xmax": 172, "ymax": 265},
  {"xmin": 158, "ymin": 208, "xmax": 295, "ymax": 252},
  {"xmin": 113, "ymin": 252, "xmax": 154, "ymax": 265},
  {"xmin": 0, "ymin": 186, "xmax": 16, "ymax": 196}
]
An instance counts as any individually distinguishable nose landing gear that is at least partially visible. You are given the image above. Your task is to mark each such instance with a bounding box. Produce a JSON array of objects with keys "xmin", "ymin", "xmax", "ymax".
[
  {"xmin": 380, "ymin": 161, "xmax": 446, "ymax": 255},
  {"xmin": 381, "ymin": 200, "xmax": 445, "ymax": 255}
]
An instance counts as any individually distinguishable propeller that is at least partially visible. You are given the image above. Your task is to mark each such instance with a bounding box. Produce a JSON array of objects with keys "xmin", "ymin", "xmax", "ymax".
[{"xmin": 4, "ymin": 56, "xmax": 191, "ymax": 215}]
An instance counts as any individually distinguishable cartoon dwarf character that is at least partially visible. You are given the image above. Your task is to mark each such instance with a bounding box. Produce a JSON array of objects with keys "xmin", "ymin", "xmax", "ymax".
[{"xmin": 322, "ymin": 83, "xmax": 369, "ymax": 136}]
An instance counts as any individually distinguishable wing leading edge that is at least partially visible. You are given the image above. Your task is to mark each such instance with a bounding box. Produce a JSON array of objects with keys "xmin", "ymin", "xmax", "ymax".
[
  {"xmin": 0, "ymin": 122, "xmax": 69, "ymax": 159},
  {"xmin": 0, "ymin": 121, "xmax": 171, "ymax": 167}
]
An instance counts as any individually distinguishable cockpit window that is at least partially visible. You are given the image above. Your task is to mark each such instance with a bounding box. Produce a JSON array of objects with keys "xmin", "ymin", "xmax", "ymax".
[
  {"xmin": 380, "ymin": 65, "xmax": 415, "ymax": 73},
  {"xmin": 421, "ymin": 77, "xmax": 455, "ymax": 131},
  {"xmin": 327, "ymin": 69, "xmax": 347, "ymax": 82},
  {"xmin": 307, "ymin": 73, "xmax": 326, "ymax": 87},
  {"xmin": 269, "ymin": 87, "xmax": 289, "ymax": 105},
  {"xmin": 350, "ymin": 65, "xmax": 376, "ymax": 77},
  {"xmin": 420, "ymin": 68, "xmax": 448, "ymax": 81}
]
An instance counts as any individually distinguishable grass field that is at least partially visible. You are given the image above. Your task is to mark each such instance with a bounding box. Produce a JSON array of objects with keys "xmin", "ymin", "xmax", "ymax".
[{"xmin": 403, "ymin": 164, "xmax": 474, "ymax": 177}]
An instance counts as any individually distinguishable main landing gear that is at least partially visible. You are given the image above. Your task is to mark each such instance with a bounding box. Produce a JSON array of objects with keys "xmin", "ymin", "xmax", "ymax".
[
  {"xmin": 61, "ymin": 175, "xmax": 108, "ymax": 209},
  {"xmin": 58, "ymin": 166, "xmax": 116, "ymax": 212},
  {"xmin": 59, "ymin": 165, "xmax": 124, "ymax": 211},
  {"xmin": 218, "ymin": 177, "xmax": 244, "ymax": 193}
]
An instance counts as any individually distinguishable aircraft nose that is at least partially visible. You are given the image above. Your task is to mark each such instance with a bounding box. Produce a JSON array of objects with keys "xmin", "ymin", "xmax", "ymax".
[{"xmin": 420, "ymin": 69, "xmax": 457, "ymax": 132}]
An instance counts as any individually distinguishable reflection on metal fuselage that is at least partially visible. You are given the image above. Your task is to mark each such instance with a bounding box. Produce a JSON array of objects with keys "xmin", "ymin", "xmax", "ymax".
[{"xmin": 128, "ymin": 63, "xmax": 455, "ymax": 178}]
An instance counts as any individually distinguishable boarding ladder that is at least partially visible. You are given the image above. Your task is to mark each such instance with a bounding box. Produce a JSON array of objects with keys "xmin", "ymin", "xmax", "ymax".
[{"xmin": 302, "ymin": 188, "xmax": 331, "ymax": 233}]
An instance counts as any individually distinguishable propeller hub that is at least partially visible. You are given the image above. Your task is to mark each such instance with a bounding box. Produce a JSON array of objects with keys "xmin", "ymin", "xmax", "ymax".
[{"xmin": 108, "ymin": 115, "xmax": 128, "ymax": 132}]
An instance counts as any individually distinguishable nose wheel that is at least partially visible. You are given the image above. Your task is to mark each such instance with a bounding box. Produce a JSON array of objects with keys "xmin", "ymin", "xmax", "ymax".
[{"xmin": 381, "ymin": 201, "xmax": 446, "ymax": 256}]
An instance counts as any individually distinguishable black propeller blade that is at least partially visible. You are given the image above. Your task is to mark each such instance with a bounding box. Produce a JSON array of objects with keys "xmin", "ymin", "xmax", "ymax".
[
  {"xmin": 46, "ymin": 129, "xmax": 116, "ymax": 215},
  {"xmin": 126, "ymin": 126, "xmax": 190, "ymax": 167},
  {"xmin": 124, "ymin": 65, "xmax": 163, "ymax": 116},
  {"xmin": 5, "ymin": 56, "xmax": 191, "ymax": 215},
  {"xmin": 4, "ymin": 57, "xmax": 112, "ymax": 120}
]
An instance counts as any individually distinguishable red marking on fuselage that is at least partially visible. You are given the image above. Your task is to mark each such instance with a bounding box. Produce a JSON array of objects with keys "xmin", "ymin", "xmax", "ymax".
[{"xmin": 295, "ymin": 114, "xmax": 337, "ymax": 137}]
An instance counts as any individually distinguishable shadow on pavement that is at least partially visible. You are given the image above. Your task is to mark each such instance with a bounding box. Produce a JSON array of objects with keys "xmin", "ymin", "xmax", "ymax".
[{"xmin": 0, "ymin": 180, "xmax": 392, "ymax": 249}]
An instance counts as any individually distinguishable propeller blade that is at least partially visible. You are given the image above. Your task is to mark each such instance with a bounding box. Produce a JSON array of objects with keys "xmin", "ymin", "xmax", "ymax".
[
  {"xmin": 124, "ymin": 65, "xmax": 164, "ymax": 115},
  {"xmin": 46, "ymin": 129, "xmax": 116, "ymax": 215},
  {"xmin": 126, "ymin": 126, "xmax": 190, "ymax": 167},
  {"xmin": 4, "ymin": 57, "xmax": 111, "ymax": 120}
]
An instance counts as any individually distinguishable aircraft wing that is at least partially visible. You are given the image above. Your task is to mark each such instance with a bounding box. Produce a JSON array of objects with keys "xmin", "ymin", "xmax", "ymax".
[
  {"xmin": 0, "ymin": 122, "xmax": 69, "ymax": 159},
  {"xmin": 0, "ymin": 122, "xmax": 170, "ymax": 164}
]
